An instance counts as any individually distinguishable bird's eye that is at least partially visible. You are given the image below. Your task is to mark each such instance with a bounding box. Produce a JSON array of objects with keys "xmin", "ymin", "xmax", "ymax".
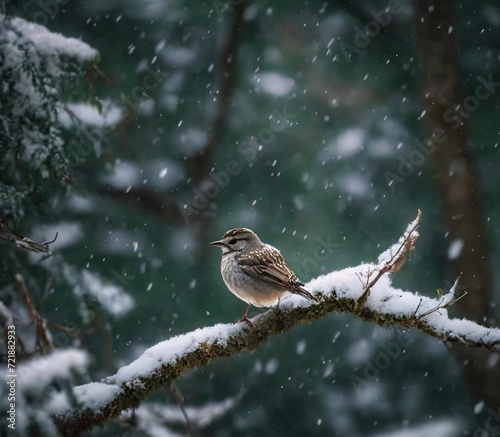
[{"xmin": 229, "ymin": 238, "xmax": 237, "ymax": 245}]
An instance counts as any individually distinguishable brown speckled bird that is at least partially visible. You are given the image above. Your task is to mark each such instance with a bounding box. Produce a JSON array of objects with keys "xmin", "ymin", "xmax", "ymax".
[{"xmin": 210, "ymin": 228, "xmax": 317, "ymax": 325}]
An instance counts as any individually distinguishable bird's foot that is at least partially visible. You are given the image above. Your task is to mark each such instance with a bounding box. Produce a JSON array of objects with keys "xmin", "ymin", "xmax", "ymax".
[
  {"xmin": 238, "ymin": 315, "xmax": 256, "ymax": 328},
  {"xmin": 275, "ymin": 297, "xmax": 281, "ymax": 313}
]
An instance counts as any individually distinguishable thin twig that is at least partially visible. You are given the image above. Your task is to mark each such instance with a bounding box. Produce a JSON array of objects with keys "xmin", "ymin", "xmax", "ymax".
[
  {"xmin": 413, "ymin": 298, "xmax": 423, "ymax": 317},
  {"xmin": 15, "ymin": 274, "xmax": 53, "ymax": 354},
  {"xmin": 416, "ymin": 291, "xmax": 468, "ymax": 319},
  {"xmin": 167, "ymin": 384, "xmax": 193, "ymax": 437},
  {"xmin": 355, "ymin": 210, "xmax": 421, "ymax": 312}
]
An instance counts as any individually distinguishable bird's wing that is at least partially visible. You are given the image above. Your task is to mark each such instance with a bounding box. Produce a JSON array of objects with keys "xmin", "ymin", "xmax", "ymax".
[{"xmin": 236, "ymin": 244, "xmax": 302, "ymax": 289}]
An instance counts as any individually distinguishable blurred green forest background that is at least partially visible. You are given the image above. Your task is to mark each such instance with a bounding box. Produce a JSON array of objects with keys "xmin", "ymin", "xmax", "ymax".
[{"xmin": 1, "ymin": 0, "xmax": 500, "ymax": 435}]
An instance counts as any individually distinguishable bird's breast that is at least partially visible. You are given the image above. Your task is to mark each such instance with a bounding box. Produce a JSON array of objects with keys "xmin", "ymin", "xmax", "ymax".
[{"xmin": 220, "ymin": 253, "xmax": 284, "ymax": 307}]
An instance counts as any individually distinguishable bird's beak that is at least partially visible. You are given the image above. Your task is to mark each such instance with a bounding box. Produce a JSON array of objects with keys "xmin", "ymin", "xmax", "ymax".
[{"xmin": 209, "ymin": 240, "xmax": 224, "ymax": 247}]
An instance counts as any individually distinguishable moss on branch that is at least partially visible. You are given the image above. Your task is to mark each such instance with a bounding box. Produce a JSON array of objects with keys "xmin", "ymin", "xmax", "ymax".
[{"xmin": 54, "ymin": 283, "xmax": 500, "ymax": 436}]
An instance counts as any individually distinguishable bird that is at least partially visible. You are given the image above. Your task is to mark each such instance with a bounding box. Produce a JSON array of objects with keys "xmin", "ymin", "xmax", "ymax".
[{"xmin": 209, "ymin": 228, "xmax": 317, "ymax": 326}]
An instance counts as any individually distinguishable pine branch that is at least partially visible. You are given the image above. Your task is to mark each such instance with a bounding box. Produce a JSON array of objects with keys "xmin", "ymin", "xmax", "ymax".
[
  {"xmin": 0, "ymin": 217, "xmax": 58, "ymax": 253},
  {"xmin": 52, "ymin": 211, "xmax": 500, "ymax": 436}
]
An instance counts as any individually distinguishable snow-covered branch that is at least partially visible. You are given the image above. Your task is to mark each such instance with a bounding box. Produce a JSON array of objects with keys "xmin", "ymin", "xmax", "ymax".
[{"xmin": 52, "ymin": 212, "xmax": 500, "ymax": 436}]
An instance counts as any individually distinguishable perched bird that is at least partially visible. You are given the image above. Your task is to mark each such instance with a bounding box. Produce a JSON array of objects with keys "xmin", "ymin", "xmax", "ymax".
[{"xmin": 210, "ymin": 228, "xmax": 317, "ymax": 325}]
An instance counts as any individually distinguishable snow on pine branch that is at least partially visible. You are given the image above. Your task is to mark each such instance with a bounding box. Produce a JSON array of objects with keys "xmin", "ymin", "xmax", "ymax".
[
  {"xmin": 0, "ymin": 14, "xmax": 99, "ymax": 220},
  {"xmin": 5, "ymin": 348, "xmax": 90, "ymax": 436},
  {"xmin": 3, "ymin": 15, "xmax": 98, "ymax": 62},
  {"xmin": 52, "ymin": 211, "xmax": 500, "ymax": 436}
]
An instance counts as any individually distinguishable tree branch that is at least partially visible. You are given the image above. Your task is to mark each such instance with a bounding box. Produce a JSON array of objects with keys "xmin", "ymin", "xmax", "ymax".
[
  {"xmin": 52, "ymin": 212, "xmax": 500, "ymax": 436},
  {"xmin": 102, "ymin": 4, "xmax": 245, "ymax": 236},
  {"xmin": 0, "ymin": 217, "xmax": 58, "ymax": 253},
  {"xmin": 187, "ymin": 1, "xmax": 245, "ymax": 185}
]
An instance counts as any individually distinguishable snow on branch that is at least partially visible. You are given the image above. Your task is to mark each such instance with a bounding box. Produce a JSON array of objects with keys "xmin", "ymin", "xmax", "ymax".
[
  {"xmin": 0, "ymin": 217, "xmax": 58, "ymax": 253},
  {"xmin": 52, "ymin": 211, "xmax": 500, "ymax": 436}
]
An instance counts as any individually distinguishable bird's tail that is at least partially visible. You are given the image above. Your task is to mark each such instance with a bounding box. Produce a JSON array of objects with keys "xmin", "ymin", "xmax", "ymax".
[{"xmin": 291, "ymin": 285, "xmax": 318, "ymax": 302}]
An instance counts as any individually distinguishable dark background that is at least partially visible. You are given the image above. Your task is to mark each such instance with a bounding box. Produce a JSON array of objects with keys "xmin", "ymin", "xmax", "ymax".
[{"xmin": 1, "ymin": 0, "xmax": 500, "ymax": 435}]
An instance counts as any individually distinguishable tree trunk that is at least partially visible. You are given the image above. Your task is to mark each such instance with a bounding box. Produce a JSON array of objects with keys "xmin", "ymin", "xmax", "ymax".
[{"xmin": 413, "ymin": 0, "xmax": 500, "ymax": 423}]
